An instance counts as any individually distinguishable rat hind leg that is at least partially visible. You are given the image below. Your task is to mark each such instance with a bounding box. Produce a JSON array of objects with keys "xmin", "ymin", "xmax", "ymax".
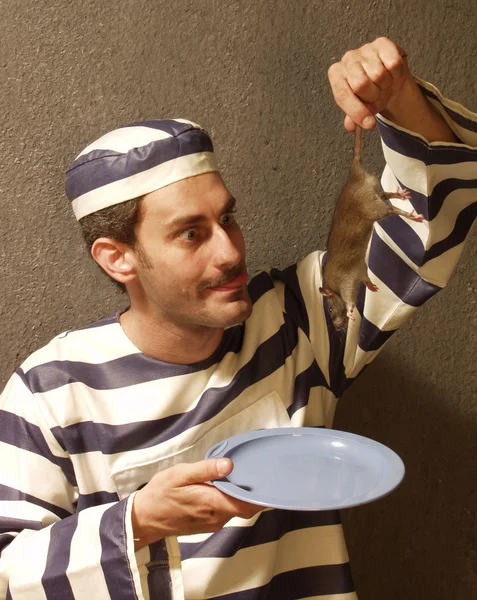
[
  {"xmin": 381, "ymin": 189, "xmax": 424, "ymax": 221},
  {"xmin": 389, "ymin": 206, "xmax": 424, "ymax": 222}
]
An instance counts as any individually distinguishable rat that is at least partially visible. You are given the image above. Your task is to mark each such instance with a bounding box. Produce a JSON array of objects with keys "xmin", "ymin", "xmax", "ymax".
[{"xmin": 319, "ymin": 125, "xmax": 424, "ymax": 331}]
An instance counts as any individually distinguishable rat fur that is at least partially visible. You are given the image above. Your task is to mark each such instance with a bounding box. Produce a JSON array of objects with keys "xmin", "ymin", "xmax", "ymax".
[{"xmin": 320, "ymin": 126, "xmax": 424, "ymax": 331}]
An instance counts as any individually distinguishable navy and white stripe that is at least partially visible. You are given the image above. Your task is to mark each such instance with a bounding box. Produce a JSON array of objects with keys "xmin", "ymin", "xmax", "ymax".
[
  {"xmin": 1, "ymin": 79, "xmax": 477, "ymax": 599},
  {"xmin": 65, "ymin": 119, "xmax": 218, "ymax": 220}
]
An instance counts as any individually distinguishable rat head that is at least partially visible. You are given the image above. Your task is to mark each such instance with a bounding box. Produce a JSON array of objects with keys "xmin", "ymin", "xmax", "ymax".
[{"xmin": 319, "ymin": 287, "xmax": 349, "ymax": 331}]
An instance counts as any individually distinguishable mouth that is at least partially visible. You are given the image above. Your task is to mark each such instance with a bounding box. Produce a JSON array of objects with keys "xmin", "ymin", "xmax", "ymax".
[{"xmin": 208, "ymin": 272, "xmax": 249, "ymax": 292}]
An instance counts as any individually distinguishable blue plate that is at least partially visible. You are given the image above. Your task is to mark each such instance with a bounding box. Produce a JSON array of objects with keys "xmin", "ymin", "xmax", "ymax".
[{"xmin": 206, "ymin": 427, "xmax": 405, "ymax": 510}]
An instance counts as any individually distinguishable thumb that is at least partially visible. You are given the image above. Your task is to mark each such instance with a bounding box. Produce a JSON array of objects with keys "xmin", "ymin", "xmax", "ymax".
[
  {"xmin": 176, "ymin": 458, "xmax": 234, "ymax": 486},
  {"xmin": 344, "ymin": 114, "xmax": 376, "ymax": 132}
]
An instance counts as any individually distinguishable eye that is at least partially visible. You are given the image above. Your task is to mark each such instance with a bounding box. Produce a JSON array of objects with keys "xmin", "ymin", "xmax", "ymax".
[
  {"xmin": 178, "ymin": 228, "xmax": 197, "ymax": 241},
  {"xmin": 219, "ymin": 211, "xmax": 236, "ymax": 227},
  {"xmin": 328, "ymin": 306, "xmax": 333, "ymax": 314}
]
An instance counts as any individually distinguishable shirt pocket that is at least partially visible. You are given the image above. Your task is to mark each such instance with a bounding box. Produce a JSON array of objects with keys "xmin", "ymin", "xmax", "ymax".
[{"xmin": 111, "ymin": 390, "xmax": 291, "ymax": 499}]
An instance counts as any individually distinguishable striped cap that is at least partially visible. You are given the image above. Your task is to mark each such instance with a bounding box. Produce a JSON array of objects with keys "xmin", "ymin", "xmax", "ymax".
[{"xmin": 65, "ymin": 119, "xmax": 218, "ymax": 220}]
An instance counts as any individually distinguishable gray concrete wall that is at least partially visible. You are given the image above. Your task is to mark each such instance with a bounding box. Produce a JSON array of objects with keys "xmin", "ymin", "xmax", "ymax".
[{"xmin": 1, "ymin": 1, "xmax": 476, "ymax": 597}]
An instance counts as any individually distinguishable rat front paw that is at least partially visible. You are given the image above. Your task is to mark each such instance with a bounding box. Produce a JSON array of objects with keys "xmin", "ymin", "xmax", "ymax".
[{"xmin": 365, "ymin": 281, "xmax": 379, "ymax": 292}]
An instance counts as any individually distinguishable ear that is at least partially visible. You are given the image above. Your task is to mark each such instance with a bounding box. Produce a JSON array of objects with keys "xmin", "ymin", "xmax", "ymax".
[
  {"xmin": 319, "ymin": 287, "xmax": 334, "ymax": 297},
  {"xmin": 91, "ymin": 237, "xmax": 137, "ymax": 286}
]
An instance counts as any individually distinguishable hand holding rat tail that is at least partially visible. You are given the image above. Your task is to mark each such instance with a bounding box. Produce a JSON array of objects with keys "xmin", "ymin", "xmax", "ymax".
[{"xmin": 328, "ymin": 37, "xmax": 409, "ymax": 131}]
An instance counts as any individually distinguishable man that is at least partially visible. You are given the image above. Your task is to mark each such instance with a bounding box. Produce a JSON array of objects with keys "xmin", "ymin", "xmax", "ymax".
[{"xmin": 0, "ymin": 37, "xmax": 475, "ymax": 599}]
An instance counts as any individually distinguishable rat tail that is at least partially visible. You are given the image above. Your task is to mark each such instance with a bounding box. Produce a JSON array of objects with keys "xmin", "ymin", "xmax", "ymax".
[
  {"xmin": 349, "ymin": 125, "xmax": 364, "ymax": 179},
  {"xmin": 354, "ymin": 125, "xmax": 363, "ymax": 161}
]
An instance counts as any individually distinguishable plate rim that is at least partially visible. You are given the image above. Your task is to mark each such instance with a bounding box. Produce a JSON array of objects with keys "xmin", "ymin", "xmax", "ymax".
[{"xmin": 205, "ymin": 427, "xmax": 405, "ymax": 511}]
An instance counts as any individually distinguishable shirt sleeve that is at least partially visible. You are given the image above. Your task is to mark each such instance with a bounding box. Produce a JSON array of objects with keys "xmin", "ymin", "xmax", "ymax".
[
  {"xmin": 291, "ymin": 78, "xmax": 477, "ymax": 398},
  {"xmin": 0, "ymin": 372, "xmax": 158, "ymax": 600}
]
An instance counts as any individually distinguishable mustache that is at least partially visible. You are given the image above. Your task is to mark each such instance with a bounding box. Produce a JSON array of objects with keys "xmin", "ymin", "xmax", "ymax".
[{"xmin": 199, "ymin": 263, "xmax": 247, "ymax": 291}]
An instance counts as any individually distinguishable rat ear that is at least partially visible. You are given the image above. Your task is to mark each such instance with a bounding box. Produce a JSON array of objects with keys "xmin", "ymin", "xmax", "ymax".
[{"xmin": 319, "ymin": 287, "xmax": 334, "ymax": 297}]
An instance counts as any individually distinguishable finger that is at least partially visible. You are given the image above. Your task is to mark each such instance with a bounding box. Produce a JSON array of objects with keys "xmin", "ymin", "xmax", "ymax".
[
  {"xmin": 346, "ymin": 60, "xmax": 382, "ymax": 104},
  {"xmin": 339, "ymin": 51, "xmax": 382, "ymax": 105},
  {"xmin": 329, "ymin": 65, "xmax": 375, "ymax": 129},
  {"xmin": 344, "ymin": 115, "xmax": 377, "ymax": 132},
  {"xmin": 360, "ymin": 49, "xmax": 394, "ymax": 91},
  {"xmin": 215, "ymin": 492, "xmax": 263, "ymax": 520},
  {"xmin": 174, "ymin": 458, "xmax": 234, "ymax": 486},
  {"xmin": 371, "ymin": 37, "xmax": 407, "ymax": 80},
  {"xmin": 344, "ymin": 111, "xmax": 375, "ymax": 131},
  {"xmin": 344, "ymin": 115, "xmax": 356, "ymax": 132}
]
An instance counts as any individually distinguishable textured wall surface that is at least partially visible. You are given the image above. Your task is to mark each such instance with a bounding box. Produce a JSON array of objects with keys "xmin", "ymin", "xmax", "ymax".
[{"xmin": 1, "ymin": 1, "xmax": 476, "ymax": 597}]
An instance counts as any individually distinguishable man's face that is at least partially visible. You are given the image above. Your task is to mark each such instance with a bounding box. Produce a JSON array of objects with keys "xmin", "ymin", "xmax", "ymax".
[{"xmin": 129, "ymin": 172, "xmax": 252, "ymax": 330}]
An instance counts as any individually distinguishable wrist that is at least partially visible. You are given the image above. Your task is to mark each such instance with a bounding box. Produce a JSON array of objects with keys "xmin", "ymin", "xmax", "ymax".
[
  {"xmin": 381, "ymin": 74, "xmax": 421, "ymax": 121},
  {"xmin": 131, "ymin": 490, "xmax": 165, "ymax": 550},
  {"xmin": 380, "ymin": 74, "xmax": 457, "ymax": 143}
]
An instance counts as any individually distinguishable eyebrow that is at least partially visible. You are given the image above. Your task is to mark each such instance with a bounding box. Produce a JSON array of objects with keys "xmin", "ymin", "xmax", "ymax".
[{"xmin": 166, "ymin": 196, "xmax": 237, "ymax": 231}]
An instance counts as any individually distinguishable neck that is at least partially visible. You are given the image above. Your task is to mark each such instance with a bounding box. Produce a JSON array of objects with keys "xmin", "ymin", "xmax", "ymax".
[{"xmin": 120, "ymin": 307, "xmax": 224, "ymax": 364}]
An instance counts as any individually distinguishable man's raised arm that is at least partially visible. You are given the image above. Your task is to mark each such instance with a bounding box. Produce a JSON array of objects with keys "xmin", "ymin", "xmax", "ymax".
[
  {"xmin": 308, "ymin": 37, "xmax": 477, "ymax": 396},
  {"xmin": 328, "ymin": 36, "xmax": 457, "ymax": 143}
]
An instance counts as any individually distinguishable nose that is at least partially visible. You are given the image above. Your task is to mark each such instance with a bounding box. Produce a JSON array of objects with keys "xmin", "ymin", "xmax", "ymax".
[{"xmin": 210, "ymin": 224, "xmax": 243, "ymax": 270}]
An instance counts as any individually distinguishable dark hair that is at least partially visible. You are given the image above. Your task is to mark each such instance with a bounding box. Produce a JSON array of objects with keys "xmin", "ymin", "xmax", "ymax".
[{"xmin": 78, "ymin": 197, "xmax": 143, "ymax": 292}]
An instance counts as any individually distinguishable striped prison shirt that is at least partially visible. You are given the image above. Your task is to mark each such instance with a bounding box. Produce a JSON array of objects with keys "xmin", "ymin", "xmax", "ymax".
[{"xmin": 1, "ymin": 78, "xmax": 476, "ymax": 600}]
